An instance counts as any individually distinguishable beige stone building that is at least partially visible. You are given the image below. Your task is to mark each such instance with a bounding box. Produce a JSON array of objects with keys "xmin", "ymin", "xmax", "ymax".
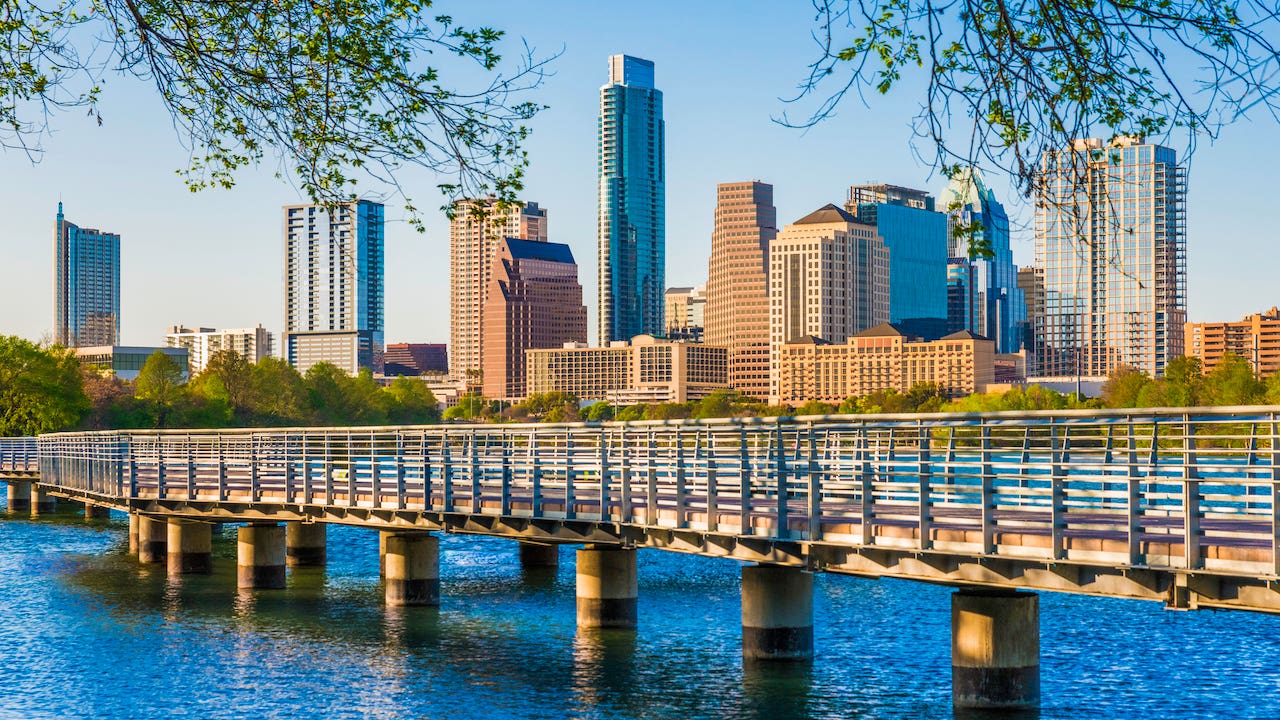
[
  {"xmin": 705, "ymin": 181, "xmax": 777, "ymax": 399},
  {"xmin": 449, "ymin": 198, "xmax": 547, "ymax": 385},
  {"xmin": 768, "ymin": 204, "xmax": 890, "ymax": 404},
  {"xmin": 526, "ymin": 335, "xmax": 728, "ymax": 403},
  {"xmin": 776, "ymin": 324, "xmax": 994, "ymax": 404},
  {"xmin": 1185, "ymin": 308, "xmax": 1280, "ymax": 379}
]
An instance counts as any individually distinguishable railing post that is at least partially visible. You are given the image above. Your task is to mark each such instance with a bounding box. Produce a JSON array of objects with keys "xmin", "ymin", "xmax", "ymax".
[
  {"xmin": 1050, "ymin": 420, "xmax": 1065, "ymax": 561},
  {"xmin": 1127, "ymin": 420, "xmax": 1142, "ymax": 565},
  {"xmin": 249, "ymin": 434, "xmax": 259, "ymax": 503},
  {"xmin": 619, "ymin": 430, "xmax": 633, "ymax": 523},
  {"xmin": 322, "ymin": 434, "xmax": 333, "ymax": 506},
  {"xmin": 396, "ymin": 432, "xmax": 406, "ymax": 511},
  {"xmin": 347, "ymin": 431, "xmax": 357, "ymax": 509},
  {"xmin": 564, "ymin": 431, "xmax": 576, "ymax": 520},
  {"xmin": 186, "ymin": 434, "xmax": 195, "ymax": 501},
  {"xmin": 646, "ymin": 431, "xmax": 658, "ymax": 526},
  {"xmin": 442, "ymin": 430, "xmax": 453, "ymax": 512},
  {"xmin": 216, "ymin": 438, "xmax": 227, "ymax": 502},
  {"xmin": 706, "ymin": 430, "xmax": 719, "ymax": 533},
  {"xmin": 371, "ymin": 433, "xmax": 382, "ymax": 510},
  {"xmin": 500, "ymin": 432, "xmax": 512, "ymax": 517},
  {"xmin": 674, "ymin": 429, "xmax": 686, "ymax": 528},
  {"xmin": 128, "ymin": 438, "xmax": 138, "ymax": 499},
  {"xmin": 917, "ymin": 423, "xmax": 931, "ymax": 551},
  {"xmin": 527, "ymin": 431, "xmax": 539, "ymax": 517},
  {"xmin": 981, "ymin": 423, "xmax": 994, "ymax": 555},
  {"xmin": 860, "ymin": 425, "xmax": 874, "ymax": 546},
  {"xmin": 738, "ymin": 427, "xmax": 751, "ymax": 535},
  {"xmin": 807, "ymin": 425, "xmax": 822, "ymax": 542},
  {"xmin": 774, "ymin": 421, "xmax": 789, "ymax": 540},
  {"xmin": 284, "ymin": 433, "xmax": 295, "ymax": 503},
  {"xmin": 469, "ymin": 433, "xmax": 481, "ymax": 513},
  {"xmin": 302, "ymin": 432, "xmax": 312, "ymax": 505},
  {"xmin": 598, "ymin": 427, "xmax": 611, "ymax": 522},
  {"xmin": 420, "ymin": 433, "xmax": 430, "ymax": 510},
  {"xmin": 1183, "ymin": 416, "xmax": 1201, "ymax": 571},
  {"xmin": 1271, "ymin": 417, "xmax": 1280, "ymax": 577}
]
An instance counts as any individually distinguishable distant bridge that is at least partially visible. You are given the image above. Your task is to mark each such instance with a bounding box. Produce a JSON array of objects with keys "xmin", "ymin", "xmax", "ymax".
[{"xmin": 4, "ymin": 406, "xmax": 1280, "ymax": 709}]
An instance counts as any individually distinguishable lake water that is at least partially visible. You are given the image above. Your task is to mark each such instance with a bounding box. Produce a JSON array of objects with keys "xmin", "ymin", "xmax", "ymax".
[{"xmin": 2, "ymin": 498, "xmax": 1278, "ymax": 719}]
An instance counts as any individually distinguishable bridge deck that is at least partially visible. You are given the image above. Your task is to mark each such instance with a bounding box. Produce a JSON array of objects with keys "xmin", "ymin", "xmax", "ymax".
[{"xmin": 5, "ymin": 406, "xmax": 1280, "ymax": 612}]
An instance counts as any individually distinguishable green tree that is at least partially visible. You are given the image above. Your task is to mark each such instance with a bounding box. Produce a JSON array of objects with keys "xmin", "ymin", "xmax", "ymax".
[
  {"xmin": 1161, "ymin": 356, "xmax": 1204, "ymax": 408},
  {"xmin": 384, "ymin": 377, "xmax": 440, "ymax": 425},
  {"xmin": 249, "ymin": 358, "xmax": 307, "ymax": 425},
  {"xmin": 304, "ymin": 363, "xmax": 359, "ymax": 425},
  {"xmin": 196, "ymin": 350, "xmax": 254, "ymax": 418},
  {"xmin": 443, "ymin": 394, "xmax": 490, "ymax": 422},
  {"xmin": 0, "ymin": 336, "xmax": 88, "ymax": 435},
  {"xmin": 134, "ymin": 350, "xmax": 186, "ymax": 427},
  {"xmin": 1101, "ymin": 366, "xmax": 1152, "ymax": 409},
  {"xmin": 795, "ymin": 400, "xmax": 836, "ymax": 416},
  {"xmin": 4, "ymin": 1, "xmax": 552, "ymax": 220},
  {"xmin": 583, "ymin": 401, "xmax": 614, "ymax": 422},
  {"xmin": 613, "ymin": 404, "xmax": 646, "ymax": 422},
  {"xmin": 1201, "ymin": 353, "xmax": 1264, "ymax": 407}
]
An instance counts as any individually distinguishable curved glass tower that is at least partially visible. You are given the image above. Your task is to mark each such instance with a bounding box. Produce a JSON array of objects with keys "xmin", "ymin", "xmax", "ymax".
[
  {"xmin": 598, "ymin": 54, "xmax": 665, "ymax": 344},
  {"xmin": 940, "ymin": 168, "xmax": 1026, "ymax": 354}
]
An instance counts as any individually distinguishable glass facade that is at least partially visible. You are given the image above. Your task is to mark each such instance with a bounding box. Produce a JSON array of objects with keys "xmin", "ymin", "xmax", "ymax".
[
  {"xmin": 54, "ymin": 203, "xmax": 120, "ymax": 348},
  {"xmin": 1035, "ymin": 138, "xmax": 1186, "ymax": 379},
  {"xmin": 940, "ymin": 168, "xmax": 1027, "ymax": 353},
  {"xmin": 847, "ymin": 193, "xmax": 949, "ymax": 340},
  {"xmin": 598, "ymin": 54, "xmax": 665, "ymax": 344},
  {"xmin": 283, "ymin": 199, "xmax": 384, "ymax": 375}
]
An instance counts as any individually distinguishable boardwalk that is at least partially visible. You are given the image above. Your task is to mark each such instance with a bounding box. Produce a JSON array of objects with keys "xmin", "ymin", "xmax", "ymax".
[{"xmin": 5, "ymin": 406, "xmax": 1280, "ymax": 613}]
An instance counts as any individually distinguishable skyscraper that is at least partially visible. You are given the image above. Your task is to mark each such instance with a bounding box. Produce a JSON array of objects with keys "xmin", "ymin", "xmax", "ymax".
[
  {"xmin": 705, "ymin": 181, "xmax": 777, "ymax": 399},
  {"xmin": 769, "ymin": 204, "xmax": 889, "ymax": 403},
  {"xmin": 939, "ymin": 168, "xmax": 1026, "ymax": 353},
  {"xmin": 598, "ymin": 54, "xmax": 665, "ymax": 344},
  {"xmin": 482, "ymin": 238, "xmax": 588, "ymax": 400},
  {"xmin": 1036, "ymin": 137, "xmax": 1186, "ymax": 379},
  {"xmin": 283, "ymin": 200, "xmax": 384, "ymax": 375},
  {"xmin": 845, "ymin": 184, "xmax": 949, "ymax": 339},
  {"xmin": 449, "ymin": 198, "xmax": 548, "ymax": 383},
  {"xmin": 54, "ymin": 203, "xmax": 120, "ymax": 347}
]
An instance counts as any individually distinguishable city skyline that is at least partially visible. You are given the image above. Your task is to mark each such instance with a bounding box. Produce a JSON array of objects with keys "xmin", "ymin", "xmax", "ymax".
[{"xmin": 0, "ymin": 1, "xmax": 1271, "ymax": 349}]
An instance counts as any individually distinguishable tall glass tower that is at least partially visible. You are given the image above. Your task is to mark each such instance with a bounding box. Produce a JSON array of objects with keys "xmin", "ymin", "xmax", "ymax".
[
  {"xmin": 939, "ymin": 168, "xmax": 1026, "ymax": 354},
  {"xmin": 1036, "ymin": 137, "xmax": 1186, "ymax": 379},
  {"xmin": 54, "ymin": 202, "xmax": 120, "ymax": 348},
  {"xmin": 283, "ymin": 200, "xmax": 385, "ymax": 375},
  {"xmin": 598, "ymin": 54, "xmax": 665, "ymax": 344}
]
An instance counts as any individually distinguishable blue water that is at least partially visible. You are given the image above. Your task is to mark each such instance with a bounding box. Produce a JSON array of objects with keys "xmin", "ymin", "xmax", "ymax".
[{"xmin": 1, "ymin": 499, "xmax": 1278, "ymax": 719}]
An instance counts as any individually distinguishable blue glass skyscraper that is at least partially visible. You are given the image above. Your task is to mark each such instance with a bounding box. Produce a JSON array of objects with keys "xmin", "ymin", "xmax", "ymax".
[
  {"xmin": 940, "ymin": 168, "xmax": 1026, "ymax": 354},
  {"xmin": 598, "ymin": 54, "xmax": 665, "ymax": 344},
  {"xmin": 54, "ymin": 202, "xmax": 120, "ymax": 348},
  {"xmin": 845, "ymin": 184, "xmax": 949, "ymax": 339}
]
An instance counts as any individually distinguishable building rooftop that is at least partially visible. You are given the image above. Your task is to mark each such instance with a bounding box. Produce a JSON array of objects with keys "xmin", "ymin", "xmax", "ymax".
[
  {"xmin": 505, "ymin": 237, "xmax": 575, "ymax": 264},
  {"xmin": 855, "ymin": 322, "xmax": 909, "ymax": 338},
  {"xmin": 793, "ymin": 203, "xmax": 859, "ymax": 225},
  {"xmin": 941, "ymin": 329, "xmax": 991, "ymax": 341}
]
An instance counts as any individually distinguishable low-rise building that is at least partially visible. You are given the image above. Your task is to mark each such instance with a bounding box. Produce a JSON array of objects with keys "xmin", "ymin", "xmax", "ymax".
[
  {"xmin": 776, "ymin": 324, "xmax": 994, "ymax": 404},
  {"xmin": 1186, "ymin": 308, "xmax": 1280, "ymax": 378},
  {"xmin": 383, "ymin": 343, "xmax": 449, "ymax": 377},
  {"xmin": 165, "ymin": 324, "xmax": 274, "ymax": 374},
  {"xmin": 526, "ymin": 334, "xmax": 728, "ymax": 403},
  {"xmin": 77, "ymin": 346, "xmax": 190, "ymax": 381}
]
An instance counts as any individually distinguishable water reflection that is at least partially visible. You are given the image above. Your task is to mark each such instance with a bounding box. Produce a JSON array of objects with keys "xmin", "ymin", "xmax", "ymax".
[{"xmin": 742, "ymin": 659, "xmax": 814, "ymax": 720}]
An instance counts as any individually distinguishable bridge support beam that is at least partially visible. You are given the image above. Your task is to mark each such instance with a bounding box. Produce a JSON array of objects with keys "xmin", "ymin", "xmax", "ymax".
[
  {"xmin": 576, "ymin": 545, "xmax": 637, "ymax": 629},
  {"xmin": 286, "ymin": 522, "xmax": 327, "ymax": 567},
  {"xmin": 137, "ymin": 516, "xmax": 168, "ymax": 564},
  {"xmin": 384, "ymin": 533, "xmax": 439, "ymax": 607},
  {"xmin": 84, "ymin": 502, "xmax": 111, "ymax": 521},
  {"xmin": 519, "ymin": 541, "xmax": 559, "ymax": 569},
  {"xmin": 128, "ymin": 514, "xmax": 139, "ymax": 554},
  {"xmin": 237, "ymin": 524, "xmax": 286, "ymax": 589},
  {"xmin": 6, "ymin": 481, "xmax": 30, "ymax": 514},
  {"xmin": 741, "ymin": 564, "xmax": 814, "ymax": 661},
  {"xmin": 952, "ymin": 590, "xmax": 1040, "ymax": 711},
  {"xmin": 31, "ymin": 487, "xmax": 55, "ymax": 516},
  {"xmin": 167, "ymin": 520, "xmax": 213, "ymax": 575}
]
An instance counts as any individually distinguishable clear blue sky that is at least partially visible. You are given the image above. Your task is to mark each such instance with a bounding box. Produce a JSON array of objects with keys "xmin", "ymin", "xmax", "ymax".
[{"xmin": 0, "ymin": 1, "xmax": 1273, "ymax": 346}]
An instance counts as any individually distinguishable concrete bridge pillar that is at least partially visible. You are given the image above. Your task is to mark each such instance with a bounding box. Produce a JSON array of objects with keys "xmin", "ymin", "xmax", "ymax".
[
  {"xmin": 137, "ymin": 515, "xmax": 168, "ymax": 564},
  {"xmin": 84, "ymin": 502, "xmax": 111, "ymax": 520},
  {"xmin": 31, "ymin": 487, "xmax": 55, "ymax": 516},
  {"xmin": 128, "ymin": 514, "xmax": 139, "ymax": 554},
  {"xmin": 285, "ymin": 522, "xmax": 327, "ymax": 567},
  {"xmin": 952, "ymin": 590, "xmax": 1040, "ymax": 711},
  {"xmin": 237, "ymin": 523, "xmax": 286, "ymax": 589},
  {"xmin": 576, "ymin": 545, "xmax": 638, "ymax": 629},
  {"xmin": 383, "ymin": 533, "xmax": 439, "ymax": 607},
  {"xmin": 6, "ymin": 481, "xmax": 31, "ymax": 514},
  {"xmin": 519, "ymin": 541, "xmax": 559, "ymax": 569},
  {"xmin": 167, "ymin": 519, "xmax": 213, "ymax": 575},
  {"xmin": 741, "ymin": 564, "xmax": 814, "ymax": 661}
]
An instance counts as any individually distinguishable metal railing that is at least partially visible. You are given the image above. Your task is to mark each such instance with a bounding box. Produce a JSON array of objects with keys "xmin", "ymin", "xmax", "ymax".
[
  {"xmin": 0, "ymin": 437, "xmax": 37, "ymax": 473},
  {"xmin": 8, "ymin": 406, "xmax": 1280, "ymax": 578}
]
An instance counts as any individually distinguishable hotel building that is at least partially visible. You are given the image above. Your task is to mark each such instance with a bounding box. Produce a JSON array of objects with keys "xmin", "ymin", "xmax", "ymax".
[{"xmin": 526, "ymin": 335, "xmax": 727, "ymax": 404}]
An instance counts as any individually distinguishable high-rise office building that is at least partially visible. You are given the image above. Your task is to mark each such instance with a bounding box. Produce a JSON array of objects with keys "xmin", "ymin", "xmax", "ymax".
[
  {"xmin": 705, "ymin": 181, "xmax": 777, "ymax": 399},
  {"xmin": 1017, "ymin": 266, "xmax": 1044, "ymax": 376},
  {"xmin": 664, "ymin": 285, "xmax": 706, "ymax": 342},
  {"xmin": 283, "ymin": 200, "xmax": 384, "ymax": 376},
  {"xmin": 598, "ymin": 54, "xmax": 665, "ymax": 344},
  {"xmin": 845, "ymin": 184, "xmax": 949, "ymax": 339},
  {"xmin": 482, "ymin": 238, "xmax": 588, "ymax": 400},
  {"xmin": 449, "ymin": 198, "xmax": 547, "ymax": 383},
  {"xmin": 769, "ymin": 204, "xmax": 889, "ymax": 404},
  {"xmin": 166, "ymin": 324, "xmax": 274, "ymax": 374},
  {"xmin": 54, "ymin": 203, "xmax": 120, "ymax": 347},
  {"xmin": 384, "ymin": 343, "xmax": 449, "ymax": 376},
  {"xmin": 939, "ymin": 168, "xmax": 1026, "ymax": 353},
  {"xmin": 1035, "ymin": 137, "xmax": 1186, "ymax": 379}
]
